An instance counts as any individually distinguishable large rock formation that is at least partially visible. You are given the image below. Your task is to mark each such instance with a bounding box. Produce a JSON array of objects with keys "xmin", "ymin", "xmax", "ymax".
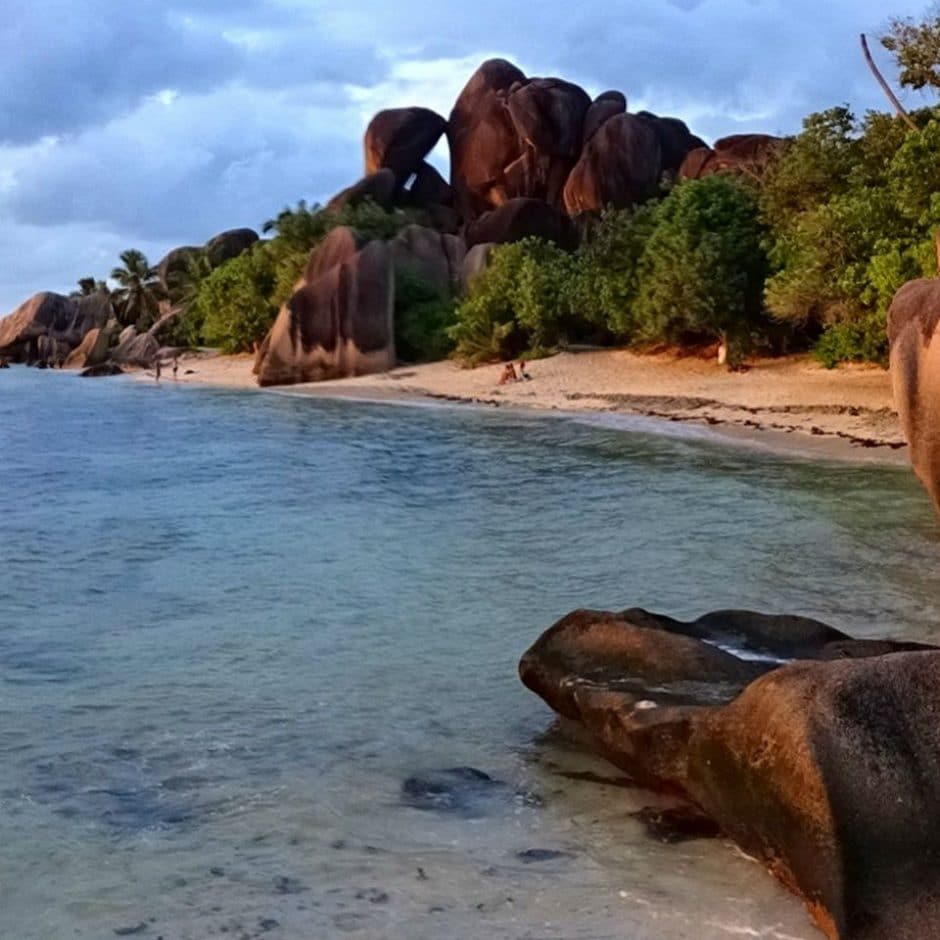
[
  {"xmin": 888, "ymin": 277, "xmax": 940, "ymax": 513},
  {"xmin": 254, "ymin": 226, "xmax": 394, "ymax": 386},
  {"xmin": 521, "ymin": 608, "xmax": 940, "ymax": 939},
  {"xmin": 62, "ymin": 320, "xmax": 118, "ymax": 370},
  {"xmin": 465, "ymin": 197, "xmax": 578, "ymax": 250},
  {"xmin": 503, "ymin": 78, "xmax": 591, "ymax": 209},
  {"xmin": 679, "ymin": 133, "xmax": 785, "ymax": 181},
  {"xmin": 448, "ymin": 58, "xmax": 527, "ymax": 219},
  {"xmin": 157, "ymin": 228, "xmax": 260, "ymax": 295},
  {"xmin": 327, "ymin": 168, "xmax": 398, "ymax": 213},
  {"xmin": 205, "ymin": 228, "xmax": 259, "ymax": 268},
  {"xmin": 583, "ymin": 91, "xmax": 627, "ymax": 143},
  {"xmin": 390, "ymin": 225, "xmax": 466, "ymax": 297},
  {"xmin": 636, "ymin": 112, "xmax": 707, "ymax": 176},
  {"xmin": 364, "ymin": 107, "xmax": 447, "ymax": 183},
  {"xmin": 0, "ymin": 291, "xmax": 112, "ymax": 364},
  {"xmin": 563, "ymin": 113, "xmax": 662, "ymax": 215}
]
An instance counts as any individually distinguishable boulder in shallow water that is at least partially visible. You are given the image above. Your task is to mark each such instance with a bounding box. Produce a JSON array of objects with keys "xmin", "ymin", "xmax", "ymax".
[
  {"xmin": 79, "ymin": 362, "xmax": 124, "ymax": 377},
  {"xmin": 520, "ymin": 606, "xmax": 940, "ymax": 938}
]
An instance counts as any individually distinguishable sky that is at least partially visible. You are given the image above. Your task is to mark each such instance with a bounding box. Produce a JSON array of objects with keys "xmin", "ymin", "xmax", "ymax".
[{"xmin": 0, "ymin": 0, "xmax": 933, "ymax": 312}]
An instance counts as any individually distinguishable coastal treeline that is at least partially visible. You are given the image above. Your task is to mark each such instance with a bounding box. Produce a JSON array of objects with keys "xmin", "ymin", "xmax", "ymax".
[{"xmin": 79, "ymin": 10, "xmax": 940, "ymax": 369}]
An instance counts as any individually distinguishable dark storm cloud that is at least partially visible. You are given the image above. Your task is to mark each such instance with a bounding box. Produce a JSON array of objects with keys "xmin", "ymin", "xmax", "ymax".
[{"xmin": 0, "ymin": 0, "xmax": 386, "ymax": 143}]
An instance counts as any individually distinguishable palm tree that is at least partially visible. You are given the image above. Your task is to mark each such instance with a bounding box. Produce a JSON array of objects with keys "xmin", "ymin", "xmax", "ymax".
[
  {"xmin": 72, "ymin": 277, "xmax": 110, "ymax": 298},
  {"xmin": 110, "ymin": 250, "xmax": 165, "ymax": 330},
  {"xmin": 165, "ymin": 249, "xmax": 214, "ymax": 310}
]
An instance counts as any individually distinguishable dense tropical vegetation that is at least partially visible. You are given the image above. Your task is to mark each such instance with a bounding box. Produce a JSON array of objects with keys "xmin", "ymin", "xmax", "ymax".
[{"xmin": 86, "ymin": 8, "xmax": 940, "ymax": 369}]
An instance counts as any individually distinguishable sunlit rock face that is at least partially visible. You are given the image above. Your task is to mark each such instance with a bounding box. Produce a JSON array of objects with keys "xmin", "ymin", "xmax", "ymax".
[
  {"xmin": 254, "ymin": 227, "xmax": 394, "ymax": 387},
  {"xmin": 888, "ymin": 277, "xmax": 940, "ymax": 515},
  {"xmin": 521, "ymin": 607, "xmax": 940, "ymax": 940}
]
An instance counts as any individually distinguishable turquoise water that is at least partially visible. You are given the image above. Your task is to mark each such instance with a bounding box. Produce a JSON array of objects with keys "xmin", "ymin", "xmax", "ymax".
[{"xmin": 2, "ymin": 367, "xmax": 939, "ymax": 940}]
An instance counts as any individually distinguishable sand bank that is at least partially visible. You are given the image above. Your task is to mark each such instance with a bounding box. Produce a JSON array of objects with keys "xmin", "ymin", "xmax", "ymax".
[{"xmin": 146, "ymin": 348, "xmax": 906, "ymax": 464}]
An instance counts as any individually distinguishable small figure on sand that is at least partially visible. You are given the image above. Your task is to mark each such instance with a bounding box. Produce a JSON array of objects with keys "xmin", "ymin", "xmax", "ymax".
[
  {"xmin": 172, "ymin": 355, "xmax": 179, "ymax": 380},
  {"xmin": 518, "ymin": 360, "xmax": 532, "ymax": 381},
  {"xmin": 498, "ymin": 362, "xmax": 518, "ymax": 385},
  {"xmin": 154, "ymin": 358, "xmax": 161, "ymax": 382}
]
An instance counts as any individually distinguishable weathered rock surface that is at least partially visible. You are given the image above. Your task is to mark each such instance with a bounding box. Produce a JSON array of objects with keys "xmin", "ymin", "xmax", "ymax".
[
  {"xmin": 636, "ymin": 112, "xmax": 707, "ymax": 176},
  {"xmin": 448, "ymin": 58, "xmax": 526, "ymax": 219},
  {"xmin": 112, "ymin": 331, "xmax": 160, "ymax": 367},
  {"xmin": 0, "ymin": 291, "xmax": 111, "ymax": 364},
  {"xmin": 888, "ymin": 277, "xmax": 940, "ymax": 513},
  {"xmin": 254, "ymin": 226, "xmax": 394, "ymax": 387},
  {"xmin": 521, "ymin": 607, "xmax": 940, "ymax": 939},
  {"xmin": 563, "ymin": 113, "xmax": 662, "ymax": 215},
  {"xmin": 679, "ymin": 133, "xmax": 785, "ymax": 180},
  {"xmin": 156, "ymin": 245, "xmax": 202, "ymax": 293},
  {"xmin": 157, "ymin": 229, "xmax": 259, "ymax": 294},
  {"xmin": 390, "ymin": 225, "xmax": 466, "ymax": 296},
  {"xmin": 583, "ymin": 91, "xmax": 627, "ymax": 143},
  {"xmin": 205, "ymin": 228, "xmax": 259, "ymax": 268},
  {"xmin": 63, "ymin": 321, "xmax": 116, "ymax": 370},
  {"xmin": 504, "ymin": 77, "xmax": 591, "ymax": 209},
  {"xmin": 364, "ymin": 107, "xmax": 447, "ymax": 182},
  {"xmin": 328, "ymin": 168, "xmax": 398, "ymax": 213},
  {"xmin": 407, "ymin": 161, "xmax": 454, "ymax": 209},
  {"xmin": 465, "ymin": 197, "xmax": 578, "ymax": 250},
  {"xmin": 461, "ymin": 242, "xmax": 496, "ymax": 290}
]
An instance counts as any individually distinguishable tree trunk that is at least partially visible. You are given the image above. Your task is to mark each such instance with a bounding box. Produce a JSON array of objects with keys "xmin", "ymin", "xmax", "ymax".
[{"xmin": 860, "ymin": 34, "xmax": 918, "ymax": 132}]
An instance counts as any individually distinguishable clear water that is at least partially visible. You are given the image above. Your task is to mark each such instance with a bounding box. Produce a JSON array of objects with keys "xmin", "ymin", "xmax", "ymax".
[{"xmin": 2, "ymin": 367, "xmax": 939, "ymax": 940}]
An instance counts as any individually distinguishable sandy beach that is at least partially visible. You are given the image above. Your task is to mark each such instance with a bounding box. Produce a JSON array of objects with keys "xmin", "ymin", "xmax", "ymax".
[{"xmin": 152, "ymin": 348, "xmax": 906, "ymax": 464}]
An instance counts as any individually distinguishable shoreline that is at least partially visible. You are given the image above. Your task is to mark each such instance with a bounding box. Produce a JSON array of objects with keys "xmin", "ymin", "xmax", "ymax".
[{"xmin": 130, "ymin": 348, "xmax": 909, "ymax": 467}]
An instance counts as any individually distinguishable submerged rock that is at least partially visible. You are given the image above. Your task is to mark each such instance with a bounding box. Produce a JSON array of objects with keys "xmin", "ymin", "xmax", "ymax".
[
  {"xmin": 402, "ymin": 766, "xmax": 540, "ymax": 818},
  {"xmin": 520, "ymin": 606, "xmax": 940, "ymax": 939}
]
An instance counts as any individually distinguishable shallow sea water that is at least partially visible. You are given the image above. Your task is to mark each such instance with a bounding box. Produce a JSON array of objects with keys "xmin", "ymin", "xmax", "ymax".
[{"xmin": 2, "ymin": 367, "xmax": 939, "ymax": 940}]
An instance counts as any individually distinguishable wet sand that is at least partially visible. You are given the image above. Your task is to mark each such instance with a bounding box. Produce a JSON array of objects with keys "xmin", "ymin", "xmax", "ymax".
[{"xmin": 146, "ymin": 349, "xmax": 906, "ymax": 465}]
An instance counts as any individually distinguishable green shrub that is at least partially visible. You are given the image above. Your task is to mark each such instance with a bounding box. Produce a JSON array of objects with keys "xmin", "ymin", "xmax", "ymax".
[
  {"xmin": 449, "ymin": 238, "xmax": 580, "ymax": 364},
  {"xmin": 762, "ymin": 106, "xmax": 940, "ymax": 365},
  {"xmin": 394, "ymin": 270, "xmax": 457, "ymax": 362},
  {"xmin": 814, "ymin": 311, "xmax": 890, "ymax": 368},
  {"xmin": 191, "ymin": 245, "xmax": 278, "ymax": 353},
  {"xmin": 632, "ymin": 175, "xmax": 770, "ymax": 360},
  {"xmin": 571, "ymin": 204, "xmax": 659, "ymax": 337}
]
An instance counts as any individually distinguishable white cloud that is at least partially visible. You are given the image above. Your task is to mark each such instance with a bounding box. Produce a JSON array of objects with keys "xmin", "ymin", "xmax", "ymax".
[{"xmin": 0, "ymin": 0, "xmax": 933, "ymax": 311}]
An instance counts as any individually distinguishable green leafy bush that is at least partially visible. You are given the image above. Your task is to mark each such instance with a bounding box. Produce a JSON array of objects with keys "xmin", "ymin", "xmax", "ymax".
[
  {"xmin": 632, "ymin": 175, "xmax": 770, "ymax": 360},
  {"xmin": 394, "ymin": 270, "xmax": 457, "ymax": 362},
  {"xmin": 761, "ymin": 107, "xmax": 940, "ymax": 365},
  {"xmin": 449, "ymin": 238, "xmax": 580, "ymax": 364},
  {"xmin": 191, "ymin": 245, "xmax": 278, "ymax": 353},
  {"xmin": 571, "ymin": 204, "xmax": 659, "ymax": 337}
]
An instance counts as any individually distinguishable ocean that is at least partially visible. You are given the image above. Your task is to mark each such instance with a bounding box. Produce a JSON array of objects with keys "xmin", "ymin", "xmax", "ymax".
[{"xmin": 2, "ymin": 366, "xmax": 939, "ymax": 940}]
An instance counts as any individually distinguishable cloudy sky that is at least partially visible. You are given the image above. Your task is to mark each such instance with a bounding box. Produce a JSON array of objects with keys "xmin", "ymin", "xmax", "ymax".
[{"xmin": 0, "ymin": 0, "xmax": 932, "ymax": 312}]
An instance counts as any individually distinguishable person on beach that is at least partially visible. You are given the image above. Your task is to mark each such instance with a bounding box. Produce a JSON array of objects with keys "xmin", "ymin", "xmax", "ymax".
[
  {"xmin": 498, "ymin": 362, "xmax": 518, "ymax": 385},
  {"xmin": 172, "ymin": 356, "xmax": 179, "ymax": 380},
  {"xmin": 518, "ymin": 361, "xmax": 531, "ymax": 381},
  {"xmin": 154, "ymin": 358, "xmax": 161, "ymax": 382}
]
